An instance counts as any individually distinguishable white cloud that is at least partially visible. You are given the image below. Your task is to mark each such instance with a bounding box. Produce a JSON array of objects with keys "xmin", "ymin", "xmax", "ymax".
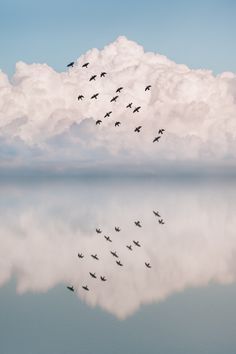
[{"xmin": 0, "ymin": 36, "xmax": 236, "ymax": 173}]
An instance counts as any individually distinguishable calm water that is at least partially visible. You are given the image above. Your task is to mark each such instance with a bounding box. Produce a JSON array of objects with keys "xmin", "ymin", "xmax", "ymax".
[{"xmin": 0, "ymin": 177, "xmax": 236, "ymax": 354}]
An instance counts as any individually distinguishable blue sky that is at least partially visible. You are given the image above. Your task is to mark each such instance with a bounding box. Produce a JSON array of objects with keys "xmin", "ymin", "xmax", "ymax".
[{"xmin": 0, "ymin": 0, "xmax": 235, "ymax": 76}]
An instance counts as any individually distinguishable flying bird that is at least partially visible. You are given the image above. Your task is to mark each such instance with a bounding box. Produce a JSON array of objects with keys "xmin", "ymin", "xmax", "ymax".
[
  {"xmin": 126, "ymin": 103, "xmax": 132, "ymax": 108},
  {"xmin": 89, "ymin": 272, "xmax": 97, "ymax": 279},
  {"xmin": 134, "ymin": 126, "xmax": 142, "ymax": 133},
  {"xmin": 91, "ymin": 254, "xmax": 99, "ymax": 260},
  {"xmin": 145, "ymin": 85, "xmax": 151, "ymax": 91},
  {"xmin": 82, "ymin": 62, "xmax": 89, "ymax": 68},
  {"xmin": 89, "ymin": 75, "xmax": 97, "ymax": 81},
  {"xmin": 110, "ymin": 251, "xmax": 118, "ymax": 258},
  {"xmin": 96, "ymin": 228, "xmax": 102, "ymax": 233},
  {"xmin": 67, "ymin": 286, "xmax": 74, "ymax": 292},
  {"xmin": 145, "ymin": 262, "xmax": 151, "ymax": 269},
  {"xmin": 134, "ymin": 221, "xmax": 142, "ymax": 227},
  {"xmin": 110, "ymin": 96, "xmax": 119, "ymax": 102},
  {"xmin": 115, "ymin": 227, "xmax": 121, "ymax": 232},
  {"xmin": 133, "ymin": 106, "xmax": 141, "ymax": 113},
  {"xmin": 153, "ymin": 136, "xmax": 161, "ymax": 143},
  {"xmin": 78, "ymin": 253, "xmax": 84, "ymax": 259},
  {"xmin": 133, "ymin": 240, "xmax": 141, "ymax": 247},
  {"xmin": 104, "ymin": 235, "xmax": 112, "ymax": 242},
  {"xmin": 77, "ymin": 95, "xmax": 84, "ymax": 101},
  {"xmin": 91, "ymin": 93, "xmax": 99, "ymax": 99},
  {"xmin": 153, "ymin": 210, "xmax": 161, "ymax": 217},
  {"xmin": 104, "ymin": 111, "xmax": 112, "ymax": 118},
  {"xmin": 116, "ymin": 87, "xmax": 123, "ymax": 93},
  {"xmin": 82, "ymin": 285, "xmax": 89, "ymax": 291},
  {"xmin": 100, "ymin": 276, "xmax": 107, "ymax": 281},
  {"xmin": 115, "ymin": 121, "xmax": 121, "ymax": 127},
  {"xmin": 67, "ymin": 62, "xmax": 74, "ymax": 68},
  {"xmin": 126, "ymin": 245, "xmax": 132, "ymax": 251},
  {"xmin": 100, "ymin": 72, "xmax": 107, "ymax": 77},
  {"xmin": 96, "ymin": 120, "xmax": 102, "ymax": 125},
  {"xmin": 116, "ymin": 260, "xmax": 123, "ymax": 267},
  {"xmin": 159, "ymin": 219, "xmax": 165, "ymax": 225},
  {"xmin": 158, "ymin": 129, "xmax": 165, "ymax": 135}
]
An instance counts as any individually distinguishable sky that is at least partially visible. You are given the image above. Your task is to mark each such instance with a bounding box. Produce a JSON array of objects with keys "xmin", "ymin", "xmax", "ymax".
[{"xmin": 0, "ymin": 0, "xmax": 236, "ymax": 76}]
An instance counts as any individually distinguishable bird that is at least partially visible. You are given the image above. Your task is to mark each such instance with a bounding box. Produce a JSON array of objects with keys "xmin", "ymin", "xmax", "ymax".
[
  {"xmin": 67, "ymin": 62, "xmax": 74, "ymax": 68},
  {"xmin": 126, "ymin": 103, "xmax": 132, "ymax": 108},
  {"xmin": 133, "ymin": 106, "xmax": 141, "ymax": 113},
  {"xmin": 104, "ymin": 111, "xmax": 112, "ymax": 118},
  {"xmin": 91, "ymin": 93, "xmax": 99, "ymax": 99},
  {"xmin": 96, "ymin": 228, "xmax": 102, "ymax": 233},
  {"xmin": 78, "ymin": 253, "xmax": 84, "ymax": 259},
  {"xmin": 110, "ymin": 251, "xmax": 118, "ymax": 258},
  {"xmin": 145, "ymin": 85, "xmax": 151, "ymax": 91},
  {"xmin": 67, "ymin": 286, "xmax": 74, "ymax": 292},
  {"xmin": 115, "ymin": 227, "xmax": 121, "ymax": 232},
  {"xmin": 153, "ymin": 136, "xmax": 161, "ymax": 143},
  {"xmin": 100, "ymin": 276, "xmax": 107, "ymax": 281},
  {"xmin": 159, "ymin": 219, "xmax": 165, "ymax": 225},
  {"xmin": 89, "ymin": 272, "xmax": 97, "ymax": 279},
  {"xmin": 145, "ymin": 262, "xmax": 151, "ymax": 269},
  {"xmin": 134, "ymin": 126, "xmax": 142, "ymax": 133},
  {"xmin": 82, "ymin": 62, "xmax": 89, "ymax": 68},
  {"xmin": 100, "ymin": 72, "xmax": 107, "ymax": 77},
  {"xmin": 134, "ymin": 221, "xmax": 142, "ymax": 227},
  {"xmin": 158, "ymin": 129, "xmax": 165, "ymax": 135},
  {"xmin": 77, "ymin": 95, "xmax": 84, "ymax": 101},
  {"xmin": 116, "ymin": 260, "xmax": 123, "ymax": 266},
  {"xmin": 153, "ymin": 210, "xmax": 161, "ymax": 217},
  {"xmin": 82, "ymin": 285, "xmax": 89, "ymax": 291},
  {"xmin": 110, "ymin": 96, "xmax": 119, "ymax": 102},
  {"xmin": 115, "ymin": 121, "xmax": 121, "ymax": 127},
  {"xmin": 133, "ymin": 240, "xmax": 141, "ymax": 247},
  {"xmin": 126, "ymin": 245, "xmax": 132, "ymax": 251},
  {"xmin": 96, "ymin": 120, "xmax": 102, "ymax": 125},
  {"xmin": 116, "ymin": 87, "xmax": 123, "ymax": 93},
  {"xmin": 91, "ymin": 254, "xmax": 99, "ymax": 260},
  {"xmin": 89, "ymin": 75, "xmax": 97, "ymax": 81},
  {"xmin": 104, "ymin": 235, "xmax": 112, "ymax": 242}
]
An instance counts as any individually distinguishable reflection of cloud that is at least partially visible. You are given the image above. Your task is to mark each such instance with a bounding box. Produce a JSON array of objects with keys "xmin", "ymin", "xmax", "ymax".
[
  {"xmin": 0, "ymin": 36, "xmax": 236, "ymax": 173},
  {"xmin": 0, "ymin": 179, "xmax": 236, "ymax": 319}
]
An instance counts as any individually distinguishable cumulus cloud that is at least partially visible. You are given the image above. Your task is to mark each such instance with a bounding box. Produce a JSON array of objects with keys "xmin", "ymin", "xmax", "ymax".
[
  {"xmin": 0, "ymin": 36, "xmax": 236, "ymax": 174},
  {"xmin": 0, "ymin": 179, "xmax": 236, "ymax": 319}
]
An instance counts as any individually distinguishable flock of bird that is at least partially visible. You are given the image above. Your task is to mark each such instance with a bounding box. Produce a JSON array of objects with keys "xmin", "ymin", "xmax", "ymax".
[
  {"xmin": 67, "ymin": 61, "xmax": 165, "ymax": 143},
  {"xmin": 67, "ymin": 210, "xmax": 165, "ymax": 293}
]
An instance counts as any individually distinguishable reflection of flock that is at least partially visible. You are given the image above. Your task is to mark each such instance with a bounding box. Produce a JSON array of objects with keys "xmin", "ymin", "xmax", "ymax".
[
  {"xmin": 67, "ymin": 210, "xmax": 165, "ymax": 293},
  {"xmin": 67, "ymin": 61, "xmax": 166, "ymax": 143}
]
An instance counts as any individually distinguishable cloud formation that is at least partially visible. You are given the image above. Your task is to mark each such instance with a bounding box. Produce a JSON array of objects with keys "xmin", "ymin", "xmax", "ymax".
[{"xmin": 0, "ymin": 36, "xmax": 236, "ymax": 173}]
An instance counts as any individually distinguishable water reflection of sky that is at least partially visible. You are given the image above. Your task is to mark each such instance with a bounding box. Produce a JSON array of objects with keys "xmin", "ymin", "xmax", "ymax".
[{"xmin": 0, "ymin": 177, "xmax": 236, "ymax": 353}]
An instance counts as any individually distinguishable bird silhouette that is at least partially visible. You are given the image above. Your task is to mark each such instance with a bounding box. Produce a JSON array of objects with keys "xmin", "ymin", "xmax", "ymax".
[
  {"xmin": 153, "ymin": 136, "xmax": 161, "ymax": 143},
  {"xmin": 110, "ymin": 96, "xmax": 119, "ymax": 102},
  {"xmin": 89, "ymin": 75, "xmax": 97, "ymax": 81},
  {"xmin": 145, "ymin": 85, "xmax": 151, "ymax": 91},
  {"xmin": 158, "ymin": 129, "xmax": 165, "ymax": 135},
  {"xmin": 116, "ymin": 260, "xmax": 123, "ymax": 266},
  {"xmin": 77, "ymin": 95, "xmax": 84, "ymax": 101},
  {"xmin": 82, "ymin": 62, "xmax": 89, "ymax": 68},
  {"xmin": 91, "ymin": 93, "xmax": 99, "ymax": 99},
  {"xmin": 159, "ymin": 219, "xmax": 165, "ymax": 225},
  {"xmin": 82, "ymin": 285, "xmax": 89, "ymax": 291},
  {"xmin": 100, "ymin": 72, "xmax": 107, "ymax": 77},
  {"xmin": 134, "ymin": 126, "xmax": 142, "ymax": 133},
  {"xmin": 78, "ymin": 253, "xmax": 84, "ymax": 259},
  {"xmin": 110, "ymin": 251, "xmax": 118, "ymax": 258},
  {"xmin": 133, "ymin": 240, "xmax": 141, "ymax": 247},
  {"xmin": 104, "ymin": 235, "xmax": 112, "ymax": 242},
  {"xmin": 89, "ymin": 272, "xmax": 97, "ymax": 279},
  {"xmin": 67, "ymin": 62, "xmax": 74, "ymax": 68},
  {"xmin": 126, "ymin": 103, "xmax": 133, "ymax": 108},
  {"xmin": 115, "ymin": 227, "xmax": 121, "ymax": 232},
  {"xmin": 133, "ymin": 106, "xmax": 141, "ymax": 113},
  {"xmin": 100, "ymin": 276, "xmax": 107, "ymax": 281},
  {"xmin": 67, "ymin": 286, "xmax": 74, "ymax": 292},
  {"xmin": 134, "ymin": 221, "xmax": 142, "ymax": 227},
  {"xmin": 104, "ymin": 111, "xmax": 112, "ymax": 118},
  {"xmin": 91, "ymin": 254, "xmax": 99, "ymax": 260},
  {"xmin": 126, "ymin": 245, "xmax": 132, "ymax": 251},
  {"xmin": 153, "ymin": 210, "xmax": 161, "ymax": 217},
  {"xmin": 116, "ymin": 87, "xmax": 123, "ymax": 93},
  {"xmin": 115, "ymin": 121, "xmax": 121, "ymax": 127},
  {"xmin": 96, "ymin": 120, "xmax": 102, "ymax": 125},
  {"xmin": 145, "ymin": 262, "xmax": 151, "ymax": 269},
  {"xmin": 96, "ymin": 228, "xmax": 102, "ymax": 233}
]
